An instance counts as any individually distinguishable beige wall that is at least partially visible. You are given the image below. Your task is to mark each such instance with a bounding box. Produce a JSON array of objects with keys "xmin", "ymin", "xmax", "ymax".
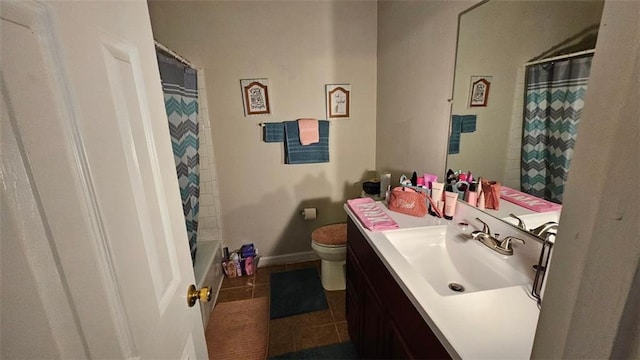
[
  {"xmin": 533, "ymin": 0, "xmax": 640, "ymax": 357},
  {"xmin": 448, "ymin": 1, "xmax": 603, "ymax": 185},
  {"xmin": 147, "ymin": 0, "xmax": 640, "ymax": 357},
  {"xmin": 148, "ymin": 1, "xmax": 377, "ymax": 258},
  {"xmin": 376, "ymin": 1, "xmax": 475, "ymax": 182}
]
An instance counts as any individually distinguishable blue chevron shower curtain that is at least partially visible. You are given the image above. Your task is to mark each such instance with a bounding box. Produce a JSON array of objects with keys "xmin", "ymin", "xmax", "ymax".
[
  {"xmin": 157, "ymin": 51, "xmax": 200, "ymax": 264},
  {"xmin": 521, "ymin": 55, "xmax": 592, "ymax": 204}
]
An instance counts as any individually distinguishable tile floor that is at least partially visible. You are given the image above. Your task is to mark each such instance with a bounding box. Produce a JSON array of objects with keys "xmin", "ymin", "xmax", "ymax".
[{"xmin": 211, "ymin": 260, "xmax": 349, "ymax": 358}]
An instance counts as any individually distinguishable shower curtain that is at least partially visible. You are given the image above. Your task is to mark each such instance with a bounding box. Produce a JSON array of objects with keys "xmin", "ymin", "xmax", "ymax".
[
  {"xmin": 521, "ymin": 55, "xmax": 592, "ymax": 204},
  {"xmin": 157, "ymin": 51, "xmax": 200, "ymax": 264}
]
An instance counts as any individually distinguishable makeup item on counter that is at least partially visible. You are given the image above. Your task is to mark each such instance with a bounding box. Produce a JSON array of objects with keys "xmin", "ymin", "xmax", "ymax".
[
  {"xmin": 425, "ymin": 194, "xmax": 443, "ymax": 218},
  {"xmin": 416, "ymin": 177, "xmax": 425, "ymax": 187},
  {"xmin": 411, "ymin": 171, "xmax": 418, "ymax": 186},
  {"xmin": 423, "ymin": 174, "xmax": 438, "ymax": 189},
  {"xmin": 388, "ymin": 186, "xmax": 428, "ymax": 217},
  {"xmin": 444, "ymin": 190, "xmax": 458, "ymax": 220},
  {"xmin": 481, "ymin": 180, "xmax": 501, "ymax": 210},
  {"xmin": 477, "ymin": 190, "xmax": 486, "ymax": 210},
  {"xmin": 446, "ymin": 169, "xmax": 456, "ymax": 184},
  {"xmin": 466, "ymin": 171, "xmax": 473, "ymax": 183},
  {"xmin": 454, "ymin": 181, "xmax": 469, "ymax": 200},
  {"xmin": 466, "ymin": 183, "xmax": 478, "ymax": 206},
  {"xmin": 430, "ymin": 182, "xmax": 445, "ymax": 216},
  {"xmin": 476, "ymin": 177, "xmax": 483, "ymax": 199},
  {"xmin": 458, "ymin": 172, "xmax": 468, "ymax": 182},
  {"xmin": 399, "ymin": 174, "xmax": 412, "ymax": 186}
]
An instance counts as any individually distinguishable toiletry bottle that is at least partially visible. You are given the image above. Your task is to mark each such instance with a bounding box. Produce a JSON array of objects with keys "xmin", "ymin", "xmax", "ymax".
[
  {"xmin": 444, "ymin": 190, "xmax": 458, "ymax": 220},
  {"xmin": 466, "ymin": 183, "xmax": 478, "ymax": 206},
  {"xmin": 477, "ymin": 190, "xmax": 486, "ymax": 210}
]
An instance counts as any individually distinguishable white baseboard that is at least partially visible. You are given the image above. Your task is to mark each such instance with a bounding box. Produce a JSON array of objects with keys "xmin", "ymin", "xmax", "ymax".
[{"xmin": 258, "ymin": 251, "xmax": 319, "ymax": 267}]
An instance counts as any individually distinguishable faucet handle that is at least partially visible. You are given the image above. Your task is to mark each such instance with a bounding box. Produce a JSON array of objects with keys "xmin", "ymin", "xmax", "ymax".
[
  {"xmin": 498, "ymin": 236, "xmax": 525, "ymax": 252},
  {"xmin": 475, "ymin": 217, "xmax": 491, "ymax": 236},
  {"xmin": 508, "ymin": 214, "xmax": 527, "ymax": 230}
]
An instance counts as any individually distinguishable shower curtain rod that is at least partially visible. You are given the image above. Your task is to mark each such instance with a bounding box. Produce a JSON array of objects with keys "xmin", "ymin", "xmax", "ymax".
[
  {"xmin": 154, "ymin": 40, "xmax": 196, "ymax": 69},
  {"xmin": 525, "ymin": 49, "xmax": 595, "ymax": 66}
]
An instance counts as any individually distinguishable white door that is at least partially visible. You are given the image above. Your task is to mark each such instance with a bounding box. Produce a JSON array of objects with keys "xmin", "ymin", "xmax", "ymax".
[{"xmin": 1, "ymin": 1, "xmax": 208, "ymax": 358}]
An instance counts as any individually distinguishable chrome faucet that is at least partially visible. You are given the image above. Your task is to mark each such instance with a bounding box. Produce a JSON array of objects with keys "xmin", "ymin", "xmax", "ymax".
[
  {"xmin": 470, "ymin": 218, "xmax": 525, "ymax": 256},
  {"xmin": 530, "ymin": 221, "xmax": 559, "ymax": 237},
  {"xmin": 509, "ymin": 214, "xmax": 558, "ymax": 240}
]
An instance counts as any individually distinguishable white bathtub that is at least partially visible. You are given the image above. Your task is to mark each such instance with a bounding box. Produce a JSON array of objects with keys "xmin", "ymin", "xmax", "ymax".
[{"xmin": 193, "ymin": 228, "xmax": 224, "ymax": 328}]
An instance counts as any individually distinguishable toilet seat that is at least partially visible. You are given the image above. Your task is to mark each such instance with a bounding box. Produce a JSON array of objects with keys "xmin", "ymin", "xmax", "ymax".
[
  {"xmin": 311, "ymin": 223, "xmax": 347, "ymax": 247},
  {"xmin": 311, "ymin": 223, "xmax": 347, "ymax": 291}
]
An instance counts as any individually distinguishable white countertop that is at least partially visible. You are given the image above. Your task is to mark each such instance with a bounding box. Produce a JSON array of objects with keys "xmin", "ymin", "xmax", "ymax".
[{"xmin": 344, "ymin": 202, "xmax": 540, "ymax": 359}]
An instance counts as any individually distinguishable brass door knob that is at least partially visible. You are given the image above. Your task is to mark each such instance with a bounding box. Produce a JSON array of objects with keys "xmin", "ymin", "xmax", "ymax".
[{"xmin": 187, "ymin": 284, "xmax": 212, "ymax": 307}]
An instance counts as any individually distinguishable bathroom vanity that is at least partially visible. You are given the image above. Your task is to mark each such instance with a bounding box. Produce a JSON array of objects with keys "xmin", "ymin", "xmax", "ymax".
[
  {"xmin": 346, "ymin": 217, "xmax": 449, "ymax": 358},
  {"xmin": 344, "ymin": 201, "xmax": 543, "ymax": 359}
]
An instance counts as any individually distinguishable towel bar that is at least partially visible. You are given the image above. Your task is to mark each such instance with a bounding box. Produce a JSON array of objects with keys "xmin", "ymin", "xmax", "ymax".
[{"xmin": 259, "ymin": 121, "xmax": 331, "ymax": 127}]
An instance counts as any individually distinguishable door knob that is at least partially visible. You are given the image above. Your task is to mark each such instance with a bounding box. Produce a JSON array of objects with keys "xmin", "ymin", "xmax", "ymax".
[{"xmin": 187, "ymin": 284, "xmax": 212, "ymax": 307}]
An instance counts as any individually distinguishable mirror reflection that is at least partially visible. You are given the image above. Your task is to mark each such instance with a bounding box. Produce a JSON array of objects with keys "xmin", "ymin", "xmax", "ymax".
[{"xmin": 447, "ymin": 0, "xmax": 604, "ymax": 212}]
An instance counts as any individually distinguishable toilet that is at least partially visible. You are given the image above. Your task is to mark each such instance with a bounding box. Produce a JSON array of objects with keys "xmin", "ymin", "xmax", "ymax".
[{"xmin": 311, "ymin": 223, "xmax": 347, "ymax": 291}]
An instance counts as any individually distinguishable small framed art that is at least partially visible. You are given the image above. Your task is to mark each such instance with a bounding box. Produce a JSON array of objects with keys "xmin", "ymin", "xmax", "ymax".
[
  {"xmin": 326, "ymin": 84, "xmax": 351, "ymax": 119},
  {"xmin": 469, "ymin": 76, "xmax": 491, "ymax": 107},
  {"xmin": 241, "ymin": 78, "xmax": 271, "ymax": 116}
]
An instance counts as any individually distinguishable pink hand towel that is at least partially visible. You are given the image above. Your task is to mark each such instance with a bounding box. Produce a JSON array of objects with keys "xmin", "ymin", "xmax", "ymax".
[
  {"xmin": 347, "ymin": 198, "xmax": 399, "ymax": 231},
  {"xmin": 500, "ymin": 187, "xmax": 562, "ymax": 213},
  {"xmin": 298, "ymin": 118, "xmax": 319, "ymax": 145}
]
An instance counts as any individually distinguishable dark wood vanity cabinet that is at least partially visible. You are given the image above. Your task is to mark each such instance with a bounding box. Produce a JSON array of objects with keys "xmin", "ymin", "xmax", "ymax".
[{"xmin": 346, "ymin": 218, "xmax": 450, "ymax": 359}]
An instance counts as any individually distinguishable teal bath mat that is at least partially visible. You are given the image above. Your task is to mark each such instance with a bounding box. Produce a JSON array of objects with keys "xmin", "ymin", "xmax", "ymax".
[
  {"xmin": 270, "ymin": 267, "xmax": 328, "ymax": 319},
  {"xmin": 269, "ymin": 342, "xmax": 357, "ymax": 359}
]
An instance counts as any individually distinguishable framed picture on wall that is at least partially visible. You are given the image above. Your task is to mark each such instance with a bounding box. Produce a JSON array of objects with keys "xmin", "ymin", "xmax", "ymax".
[
  {"xmin": 326, "ymin": 84, "xmax": 351, "ymax": 119},
  {"xmin": 469, "ymin": 76, "xmax": 492, "ymax": 107},
  {"xmin": 241, "ymin": 78, "xmax": 271, "ymax": 116}
]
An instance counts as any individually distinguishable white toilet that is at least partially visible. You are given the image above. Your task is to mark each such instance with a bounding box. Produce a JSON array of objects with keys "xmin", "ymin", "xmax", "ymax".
[{"xmin": 311, "ymin": 223, "xmax": 347, "ymax": 291}]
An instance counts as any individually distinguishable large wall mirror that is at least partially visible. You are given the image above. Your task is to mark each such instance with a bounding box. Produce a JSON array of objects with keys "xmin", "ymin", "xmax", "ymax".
[{"xmin": 447, "ymin": 0, "xmax": 604, "ymax": 227}]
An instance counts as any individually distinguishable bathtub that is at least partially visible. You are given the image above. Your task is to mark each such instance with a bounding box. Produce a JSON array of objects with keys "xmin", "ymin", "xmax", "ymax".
[{"xmin": 193, "ymin": 228, "xmax": 224, "ymax": 328}]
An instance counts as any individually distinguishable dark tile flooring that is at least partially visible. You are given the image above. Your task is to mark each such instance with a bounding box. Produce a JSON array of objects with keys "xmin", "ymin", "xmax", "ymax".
[{"xmin": 212, "ymin": 260, "xmax": 348, "ymax": 358}]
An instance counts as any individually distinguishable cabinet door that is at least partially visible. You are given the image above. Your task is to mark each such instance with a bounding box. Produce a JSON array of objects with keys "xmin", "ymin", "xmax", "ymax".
[
  {"xmin": 388, "ymin": 320, "xmax": 413, "ymax": 359},
  {"xmin": 360, "ymin": 277, "xmax": 388, "ymax": 358},
  {"xmin": 345, "ymin": 245, "xmax": 362, "ymax": 347}
]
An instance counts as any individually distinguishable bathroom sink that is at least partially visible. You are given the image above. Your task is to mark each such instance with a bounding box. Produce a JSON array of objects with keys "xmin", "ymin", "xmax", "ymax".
[{"xmin": 383, "ymin": 225, "xmax": 532, "ymax": 296}]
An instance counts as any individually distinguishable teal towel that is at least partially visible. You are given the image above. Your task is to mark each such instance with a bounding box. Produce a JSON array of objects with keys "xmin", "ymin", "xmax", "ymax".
[
  {"xmin": 449, "ymin": 116, "xmax": 461, "ymax": 154},
  {"xmin": 459, "ymin": 115, "xmax": 477, "ymax": 133},
  {"xmin": 284, "ymin": 120, "xmax": 329, "ymax": 164},
  {"xmin": 263, "ymin": 122, "xmax": 284, "ymax": 142}
]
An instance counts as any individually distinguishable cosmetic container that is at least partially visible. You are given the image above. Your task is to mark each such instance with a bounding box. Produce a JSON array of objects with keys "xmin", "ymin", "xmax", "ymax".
[{"xmin": 444, "ymin": 191, "xmax": 458, "ymax": 220}]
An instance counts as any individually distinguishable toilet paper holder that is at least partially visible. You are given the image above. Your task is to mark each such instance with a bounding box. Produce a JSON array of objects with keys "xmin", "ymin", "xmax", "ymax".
[{"xmin": 300, "ymin": 208, "xmax": 318, "ymax": 220}]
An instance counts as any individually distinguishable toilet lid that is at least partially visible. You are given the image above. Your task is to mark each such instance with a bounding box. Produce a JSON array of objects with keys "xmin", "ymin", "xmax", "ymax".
[{"xmin": 312, "ymin": 223, "xmax": 347, "ymax": 246}]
